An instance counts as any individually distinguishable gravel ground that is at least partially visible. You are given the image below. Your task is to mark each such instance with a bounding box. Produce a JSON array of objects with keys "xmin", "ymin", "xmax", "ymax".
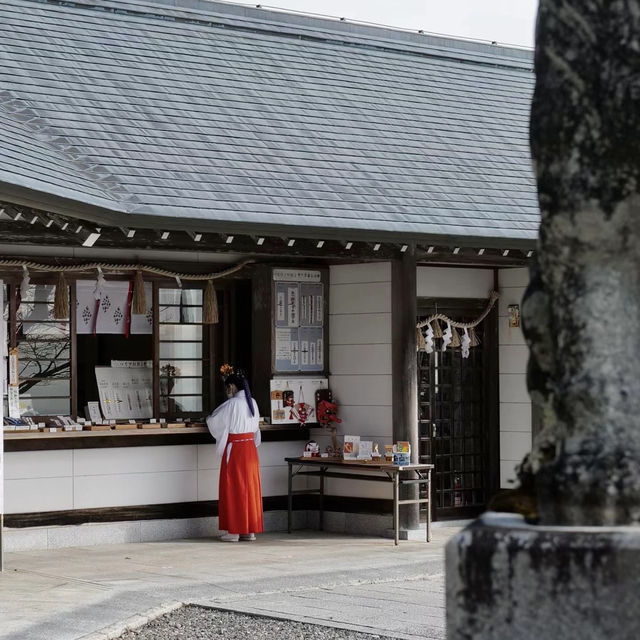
[{"xmin": 119, "ymin": 605, "xmax": 395, "ymax": 640}]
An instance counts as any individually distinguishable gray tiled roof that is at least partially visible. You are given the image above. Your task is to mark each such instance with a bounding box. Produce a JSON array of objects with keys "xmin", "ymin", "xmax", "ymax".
[{"xmin": 0, "ymin": 0, "xmax": 539, "ymax": 243}]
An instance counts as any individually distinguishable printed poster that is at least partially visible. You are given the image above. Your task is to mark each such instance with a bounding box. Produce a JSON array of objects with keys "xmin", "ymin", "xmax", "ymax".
[{"xmin": 273, "ymin": 270, "xmax": 324, "ymax": 372}]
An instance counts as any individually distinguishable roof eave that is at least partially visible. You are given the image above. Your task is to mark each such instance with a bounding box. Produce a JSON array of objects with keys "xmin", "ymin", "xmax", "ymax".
[{"xmin": 0, "ymin": 182, "xmax": 539, "ymax": 251}]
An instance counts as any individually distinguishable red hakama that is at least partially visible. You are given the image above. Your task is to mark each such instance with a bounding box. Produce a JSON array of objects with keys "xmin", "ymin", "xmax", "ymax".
[{"xmin": 218, "ymin": 432, "xmax": 263, "ymax": 534}]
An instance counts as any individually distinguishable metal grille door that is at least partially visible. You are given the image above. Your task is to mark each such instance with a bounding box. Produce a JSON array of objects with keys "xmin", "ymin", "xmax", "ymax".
[{"xmin": 417, "ymin": 300, "xmax": 494, "ymax": 520}]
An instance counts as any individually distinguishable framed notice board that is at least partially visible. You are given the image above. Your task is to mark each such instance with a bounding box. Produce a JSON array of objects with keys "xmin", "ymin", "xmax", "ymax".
[{"xmin": 272, "ymin": 268, "xmax": 327, "ymax": 373}]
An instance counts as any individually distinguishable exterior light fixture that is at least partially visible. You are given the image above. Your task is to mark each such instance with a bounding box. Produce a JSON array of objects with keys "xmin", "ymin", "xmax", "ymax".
[
  {"xmin": 316, "ymin": 240, "xmax": 325, "ymax": 248},
  {"xmin": 225, "ymin": 235, "xmax": 234, "ymax": 244},
  {"xmin": 453, "ymin": 247, "xmax": 460, "ymax": 255},
  {"xmin": 373, "ymin": 243, "xmax": 381, "ymax": 251},
  {"xmin": 257, "ymin": 237, "xmax": 265, "ymax": 245}
]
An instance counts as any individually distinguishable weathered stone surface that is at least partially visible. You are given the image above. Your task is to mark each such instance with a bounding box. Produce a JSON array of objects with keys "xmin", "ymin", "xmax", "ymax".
[
  {"xmin": 526, "ymin": 0, "xmax": 640, "ymax": 525},
  {"xmin": 446, "ymin": 513, "xmax": 640, "ymax": 640}
]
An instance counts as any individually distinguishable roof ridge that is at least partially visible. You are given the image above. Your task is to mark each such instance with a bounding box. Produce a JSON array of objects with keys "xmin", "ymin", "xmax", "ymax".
[
  {"xmin": 0, "ymin": 89, "xmax": 137, "ymax": 207},
  {"xmin": 28, "ymin": 0, "xmax": 533, "ymax": 71}
]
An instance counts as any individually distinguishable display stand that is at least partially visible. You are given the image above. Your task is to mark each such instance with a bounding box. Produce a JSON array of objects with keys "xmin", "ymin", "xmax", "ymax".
[{"xmin": 285, "ymin": 457, "xmax": 433, "ymax": 545}]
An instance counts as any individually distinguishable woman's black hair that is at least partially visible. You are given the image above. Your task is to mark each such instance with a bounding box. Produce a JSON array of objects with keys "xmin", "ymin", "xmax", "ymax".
[{"xmin": 225, "ymin": 370, "xmax": 255, "ymax": 417}]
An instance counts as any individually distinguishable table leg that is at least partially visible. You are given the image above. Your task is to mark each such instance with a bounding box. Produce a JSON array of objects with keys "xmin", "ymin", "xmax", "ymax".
[
  {"xmin": 319, "ymin": 467, "xmax": 325, "ymax": 531},
  {"xmin": 287, "ymin": 462, "xmax": 293, "ymax": 534},
  {"xmin": 427, "ymin": 469, "xmax": 432, "ymax": 543},
  {"xmin": 393, "ymin": 471, "xmax": 400, "ymax": 546}
]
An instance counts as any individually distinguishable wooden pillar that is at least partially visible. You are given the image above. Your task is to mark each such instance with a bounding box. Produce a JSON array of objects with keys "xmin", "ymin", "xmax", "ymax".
[
  {"xmin": 251, "ymin": 264, "xmax": 272, "ymax": 416},
  {"xmin": 392, "ymin": 249, "xmax": 419, "ymax": 530}
]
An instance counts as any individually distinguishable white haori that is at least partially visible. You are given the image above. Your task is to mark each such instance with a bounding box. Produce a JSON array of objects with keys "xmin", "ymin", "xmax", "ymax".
[{"xmin": 206, "ymin": 390, "xmax": 261, "ymax": 461}]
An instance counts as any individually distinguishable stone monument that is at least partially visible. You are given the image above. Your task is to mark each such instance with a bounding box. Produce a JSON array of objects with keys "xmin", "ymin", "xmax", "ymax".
[{"xmin": 446, "ymin": 1, "xmax": 640, "ymax": 637}]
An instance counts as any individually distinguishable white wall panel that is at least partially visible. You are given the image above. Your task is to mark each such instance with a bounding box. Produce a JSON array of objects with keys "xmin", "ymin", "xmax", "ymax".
[
  {"xmin": 500, "ymin": 460, "xmax": 519, "ymax": 488},
  {"xmin": 5, "ymin": 477, "xmax": 73, "ymax": 513},
  {"xmin": 329, "ymin": 262, "xmax": 391, "ymax": 285},
  {"xmin": 197, "ymin": 444, "xmax": 219, "ymax": 471},
  {"xmin": 329, "ymin": 375, "xmax": 392, "ymax": 407},
  {"xmin": 499, "ymin": 374, "xmax": 530, "ymax": 404},
  {"xmin": 328, "ymin": 263, "xmax": 393, "ymax": 498},
  {"xmin": 498, "ymin": 268, "xmax": 533, "ymax": 488},
  {"xmin": 74, "ymin": 470, "xmax": 197, "ymax": 509},
  {"xmin": 260, "ymin": 465, "xmax": 291, "ymax": 496},
  {"xmin": 500, "ymin": 431, "xmax": 532, "ymax": 461},
  {"xmin": 197, "ymin": 469, "xmax": 218, "ymax": 501},
  {"xmin": 329, "ymin": 313, "xmax": 391, "ymax": 345},
  {"xmin": 5, "ymin": 450, "xmax": 72, "ymax": 479},
  {"xmin": 74, "ymin": 445, "xmax": 197, "ymax": 475},
  {"xmin": 499, "ymin": 345, "xmax": 530, "ymax": 375},
  {"xmin": 258, "ymin": 441, "xmax": 304, "ymax": 467},
  {"xmin": 498, "ymin": 267, "xmax": 529, "ymax": 288},
  {"xmin": 500, "ymin": 403, "xmax": 532, "ymax": 432},
  {"xmin": 321, "ymin": 404, "xmax": 393, "ymax": 439},
  {"xmin": 417, "ymin": 267, "xmax": 494, "ymax": 298},
  {"xmin": 330, "ymin": 282, "xmax": 392, "ymax": 315},
  {"xmin": 329, "ymin": 344, "xmax": 391, "ymax": 375}
]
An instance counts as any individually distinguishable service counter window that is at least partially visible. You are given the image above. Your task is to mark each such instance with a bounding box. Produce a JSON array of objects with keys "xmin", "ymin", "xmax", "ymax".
[
  {"xmin": 16, "ymin": 283, "xmax": 71, "ymax": 416},
  {"xmin": 3, "ymin": 278, "xmax": 214, "ymax": 439},
  {"xmin": 158, "ymin": 287, "xmax": 210, "ymax": 418}
]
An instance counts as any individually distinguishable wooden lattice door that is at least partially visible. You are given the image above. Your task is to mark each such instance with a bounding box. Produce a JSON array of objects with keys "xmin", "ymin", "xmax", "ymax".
[{"xmin": 417, "ymin": 298, "xmax": 498, "ymax": 521}]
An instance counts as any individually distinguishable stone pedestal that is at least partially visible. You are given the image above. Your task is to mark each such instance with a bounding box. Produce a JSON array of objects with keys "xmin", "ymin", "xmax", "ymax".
[{"xmin": 446, "ymin": 512, "xmax": 640, "ymax": 639}]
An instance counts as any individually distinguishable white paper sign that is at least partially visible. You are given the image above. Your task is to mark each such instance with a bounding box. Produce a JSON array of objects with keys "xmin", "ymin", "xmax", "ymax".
[
  {"xmin": 95, "ymin": 366, "xmax": 153, "ymax": 419},
  {"xmin": 8, "ymin": 348, "xmax": 18, "ymax": 386},
  {"xmin": 8, "ymin": 386, "xmax": 20, "ymax": 419},
  {"xmin": 273, "ymin": 269, "xmax": 321, "ymax": 282},
  {"xmin": 87, "ymin": 401, "xmax": 103, "ymax": 423},
  {"xmin": 111, "ymin": 360, "xmax": 153, "ymax": 368}
]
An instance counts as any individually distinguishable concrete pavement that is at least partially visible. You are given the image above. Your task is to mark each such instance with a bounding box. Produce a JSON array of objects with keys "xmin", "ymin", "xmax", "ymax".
[{"xmin": 0, "ymin": 526, "xmax": 461, "ymax": 640}]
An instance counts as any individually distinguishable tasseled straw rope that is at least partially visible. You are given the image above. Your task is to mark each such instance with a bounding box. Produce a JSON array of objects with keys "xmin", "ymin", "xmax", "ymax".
[
  {"xmin": 203, "ymin": 280, "xmax": 219, "ymax": 324},
  {"xmin": 132, "ymin": 270, "xmax": 146, "ymax": 315},
  {"xmin": 53, "ymin": 272, "xmax": 69, "ymax": 320},
  {"xmin": 416, "ymin": 291, "xmax": 499, "ymax": 349},
  {"xmin": 5, "ymin": 258, "xmax": 253, "ymax": 322}
]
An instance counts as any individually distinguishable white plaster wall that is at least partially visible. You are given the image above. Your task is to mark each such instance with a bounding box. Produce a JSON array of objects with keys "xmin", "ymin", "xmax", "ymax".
[
  {"xmin": 4, "ymin": 440, "xmax": 302, "ymax": 514},
  {"xmin": 417, "ymin": 266, "xmax": 494, "ymax": 299},
  {"xmin": 325, "ymin": 262, "xmax": 392, "ymax": 499},
  {"xmin": 498, "ymin": 267, "xmax": 532, "ymax": 488}
]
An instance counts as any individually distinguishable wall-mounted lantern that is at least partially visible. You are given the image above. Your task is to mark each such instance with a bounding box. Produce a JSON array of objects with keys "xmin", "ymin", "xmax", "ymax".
[{"xmin": 508, "ymin": 304, "xmax": 520, "ymax": 328}]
